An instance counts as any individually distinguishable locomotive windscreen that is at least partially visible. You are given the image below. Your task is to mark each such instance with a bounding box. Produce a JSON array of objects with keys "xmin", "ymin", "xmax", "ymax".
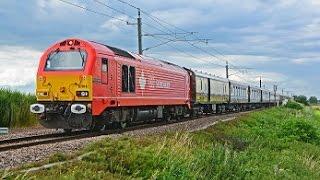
[{"xmin": 45, "ymin": 50, "xmax": 87, "ymax": 71}]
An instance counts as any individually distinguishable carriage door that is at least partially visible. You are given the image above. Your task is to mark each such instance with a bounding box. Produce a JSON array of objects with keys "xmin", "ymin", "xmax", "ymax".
[{"xmin": 101, "ymin": 58, "xmax": 108, "ymax": 84}]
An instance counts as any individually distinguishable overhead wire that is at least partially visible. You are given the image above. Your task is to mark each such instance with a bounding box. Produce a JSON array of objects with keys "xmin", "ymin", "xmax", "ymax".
[
  {"xmin": 59, "ymin": 0, "xmax": 286, "ymax": 92},
  {"xmin": 124, "ymin": 1, "xmax": 251, "ymax": 70},
  {"xmin": 94, "ymin": 0, "xmax": 227, "ymax": 68},
  {"xmin": 93, "ymin": 0, "xmax": 189, "ymax": 40},
  {"xmin": 58, "ymin": 0, "xmax": 129, "ymax": 23},
  {"xmin": 144, "ymin": 33, "xmax": 226, "ymax": 68},
  {"xmin": 59, "ymin": 0, "xmax": 257, "ymax": 82},
  {"xmin": 112, "ymin": 0, "xmax": 247, "ymax": 68},
  {"xmin": 92, "ymin": 0, "xmax": 136, "ymax": 19},
  {"xmin": 58, "ymin": 0, "xmax": 225, "ymax": 69}
]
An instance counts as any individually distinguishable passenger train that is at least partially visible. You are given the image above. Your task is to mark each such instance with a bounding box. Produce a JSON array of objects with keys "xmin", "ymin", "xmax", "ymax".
[{"xmin": 30, "ymin": 38, "xmax": 289, "ymax": 131}]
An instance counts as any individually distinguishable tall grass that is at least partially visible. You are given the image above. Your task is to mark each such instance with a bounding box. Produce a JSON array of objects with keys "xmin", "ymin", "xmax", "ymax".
[
  {"xmin": 0, "ymin": 89, "xmax": 37, "ymax": 127},
  {"xmin": 5, "ymin": 107, "xmax": 320, "ymax": 179}
]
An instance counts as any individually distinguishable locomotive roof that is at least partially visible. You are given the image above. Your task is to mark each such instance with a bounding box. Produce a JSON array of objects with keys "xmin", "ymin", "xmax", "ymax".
[
  {"xmin": 85, "ymin": 40, "xmax": 186, "ymax": 72},
  {"xmin": 138, "ymin": 55, "xmax": 187, "ymax": 73},
  {"xmin": 87, "ymin": 40, "xmax": 188, "ymax": 74},
  {"xmin": 90, "ymin": 41, "xmax": 136, "ymax": 59}
]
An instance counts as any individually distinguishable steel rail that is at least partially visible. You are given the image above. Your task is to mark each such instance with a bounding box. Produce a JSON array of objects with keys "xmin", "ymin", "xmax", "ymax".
[{"xmin": 0, "ymin": 108, "xmax": 261, "ymax": 153}]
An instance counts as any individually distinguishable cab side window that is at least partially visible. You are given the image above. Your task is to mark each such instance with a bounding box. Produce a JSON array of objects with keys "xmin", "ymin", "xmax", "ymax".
[
  {"xmin": 122, "ymin": 65, "xmax": 135, "ymax": 93},
  {"xmin": 102, "ymin": 58, "xmax": 108, "ymax": 72},
  {"xmin": 129, "ymin": 66, "xmax": 135, "ymax": 92},
  {"xmin": 122, "ymin": 65, "xmax": 128, "ymax": 92}
]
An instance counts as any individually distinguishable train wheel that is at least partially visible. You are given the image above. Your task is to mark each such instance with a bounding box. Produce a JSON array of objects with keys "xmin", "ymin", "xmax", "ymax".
[
  {"xmin": 91, "ymin": 116, "xmax": 106, "ymax": 132},
  {"xmin": 119, "ymin": 121, "xmax": 127, "ymax": 129},
  {"xmin": 163, "ymin": 115, "xmax": 169, "ymax": 122},
  {"xmin": 63, "ymin": 129, "xmax": 72, "ymax": 134},
  {"xmin": 91, "ymin": 124, "xmax": 105, "ymax": 132},
  {"xmin": 113, "ymin": 121, "xmax": 127, "ymax": 129}
]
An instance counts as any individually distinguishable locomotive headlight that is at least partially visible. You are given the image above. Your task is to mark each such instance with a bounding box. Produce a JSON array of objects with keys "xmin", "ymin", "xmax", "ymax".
[
  {"xmin": 37, "ymin": 91, "xmax": 48, "ymax": 96},
  {"xmin": 80, "ymin": 75, "xmax": 87, "ymax": 81},
  {"xmin": 38, "ymin": 76, "xmax": 46, "ymax": 82},
  {"xmin": 76, "ymin": 91, "xmax": 89, "ymax": 97},
  {"xmin": 30, "ymin": 104, "xmax": 45, "ymax": 114},
  {"xmin": 71, "ymin": 104, "xmax": 86, "ymax": 114}
]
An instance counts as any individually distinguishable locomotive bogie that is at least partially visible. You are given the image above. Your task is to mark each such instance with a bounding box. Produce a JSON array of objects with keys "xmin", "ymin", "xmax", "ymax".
[{"xmin": 37, "ymin": 102, "xmax": 93, "ymax": 129}]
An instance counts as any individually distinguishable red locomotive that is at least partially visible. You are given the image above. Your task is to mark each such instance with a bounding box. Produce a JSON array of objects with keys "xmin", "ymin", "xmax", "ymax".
[
  {"xmin": 30, "ymin": 38, "xmax": 192, "ymax": 131},
  {"xmin": 30, "ymin": 38, "xmax": 286, "ymax": 131}
]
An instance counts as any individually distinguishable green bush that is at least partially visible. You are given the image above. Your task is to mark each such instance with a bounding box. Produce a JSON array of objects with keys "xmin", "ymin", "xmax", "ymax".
[
  {"xmin": 279, "ymin": 120, "xmax": 319, "ymax": 144},
  {"xmin": 285, "ymin": 101, "xmax": 304, "ymax": 110},
  {"xmin": 0, "ymin": 89, "xmax": 37, "ymax": 127}
]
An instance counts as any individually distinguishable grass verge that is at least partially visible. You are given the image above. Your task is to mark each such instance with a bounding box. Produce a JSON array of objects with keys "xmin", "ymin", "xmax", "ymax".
[
  {"xmin": 4, "ymin": 106, "xmax": 320, "ymax": 179},
  {"xmin": 0, "ymin": 89, "xmax": 37, "ymax": 127}
]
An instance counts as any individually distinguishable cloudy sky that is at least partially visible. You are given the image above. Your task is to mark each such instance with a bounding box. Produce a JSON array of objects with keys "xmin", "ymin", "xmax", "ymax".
[{"xmin": 0, "ymin": 0, "xmax": 319, "ymax": 97}]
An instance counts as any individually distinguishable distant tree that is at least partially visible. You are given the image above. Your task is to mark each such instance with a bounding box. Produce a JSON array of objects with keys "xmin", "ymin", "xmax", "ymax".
[
  {"xmin": 294, "ymin": 95, "xmax": 309, "ymax": 105},
  {"xmin": 309, "ymin": 96, "xmax": 318, "ymax": 104}
]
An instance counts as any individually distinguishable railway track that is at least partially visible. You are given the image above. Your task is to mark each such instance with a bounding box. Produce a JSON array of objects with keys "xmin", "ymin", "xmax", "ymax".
[
  {"xmin": 0, "ymin": 120, "xmax": 171, "ymax": 152},
  {"xmin": 0, "ymin": 110, "xmax": 253, "ymax": 153}
]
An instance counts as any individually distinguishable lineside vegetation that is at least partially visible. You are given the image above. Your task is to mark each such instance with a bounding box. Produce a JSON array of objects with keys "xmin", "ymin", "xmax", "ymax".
[
  {"xmin": 0, "ymin": 89, "xmax": 37, "ymax": 127},
  {"xmin": 5, "ymin": 105, "xmax": 320, "ymax": 179}
]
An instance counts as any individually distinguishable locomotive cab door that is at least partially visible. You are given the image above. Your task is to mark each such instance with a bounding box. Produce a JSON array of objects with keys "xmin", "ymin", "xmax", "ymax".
[{"xmin": 101, "ymin": 58, "xmax": 108, "ymax": 84}]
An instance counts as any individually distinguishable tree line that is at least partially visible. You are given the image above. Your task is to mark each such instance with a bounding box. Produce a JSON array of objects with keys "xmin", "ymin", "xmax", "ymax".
[{"xmin": 293, "ymin": 95, "xmax": 318, "ymax": 105}]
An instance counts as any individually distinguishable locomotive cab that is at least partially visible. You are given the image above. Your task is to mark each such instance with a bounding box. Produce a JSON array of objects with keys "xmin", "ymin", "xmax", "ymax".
[{"xmin": 30, "ymin": 39, "xmax": 100, "ymax": 130}]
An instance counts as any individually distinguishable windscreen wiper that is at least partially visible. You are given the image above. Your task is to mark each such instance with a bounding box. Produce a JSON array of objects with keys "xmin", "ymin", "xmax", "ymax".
[
  {"xmin": 46, "ymin": 48, "xmax": 60, "ymax": 68},
  {"xmin": 78, "ymin": 49, "xmax": 85, "ymax": 66},
  {"xmin": 48, "ymin": 48, "xmax": 60, "ymax": 59}
]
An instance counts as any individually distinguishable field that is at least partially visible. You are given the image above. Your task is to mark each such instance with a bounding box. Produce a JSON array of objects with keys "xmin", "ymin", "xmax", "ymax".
[
  {"xmin": 0, "ymin": 89, "xmax": 37, "ymax": 127},
  {"xmin": 4, "ymin": 105, "xmax": 320, "ymax": 179}
]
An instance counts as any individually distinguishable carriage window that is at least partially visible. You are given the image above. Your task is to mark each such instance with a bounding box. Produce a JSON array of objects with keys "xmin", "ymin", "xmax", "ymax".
[
  {"xmin": 102, "ymin": 58, "xmax": 108, "ymax": 72},
  {"xmin": 122, "ymin": 65, "xmax": 128, "ymax": 92},
  {"xmin": 129, "ymin": 66, "xmax": 135, "ymax": 92}
]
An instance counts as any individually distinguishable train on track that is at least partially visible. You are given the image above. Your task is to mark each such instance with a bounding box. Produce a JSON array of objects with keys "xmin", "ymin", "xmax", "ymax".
[{"xmin": 30, "ymin": 38, "xmax": 290, "ymax": 132}]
